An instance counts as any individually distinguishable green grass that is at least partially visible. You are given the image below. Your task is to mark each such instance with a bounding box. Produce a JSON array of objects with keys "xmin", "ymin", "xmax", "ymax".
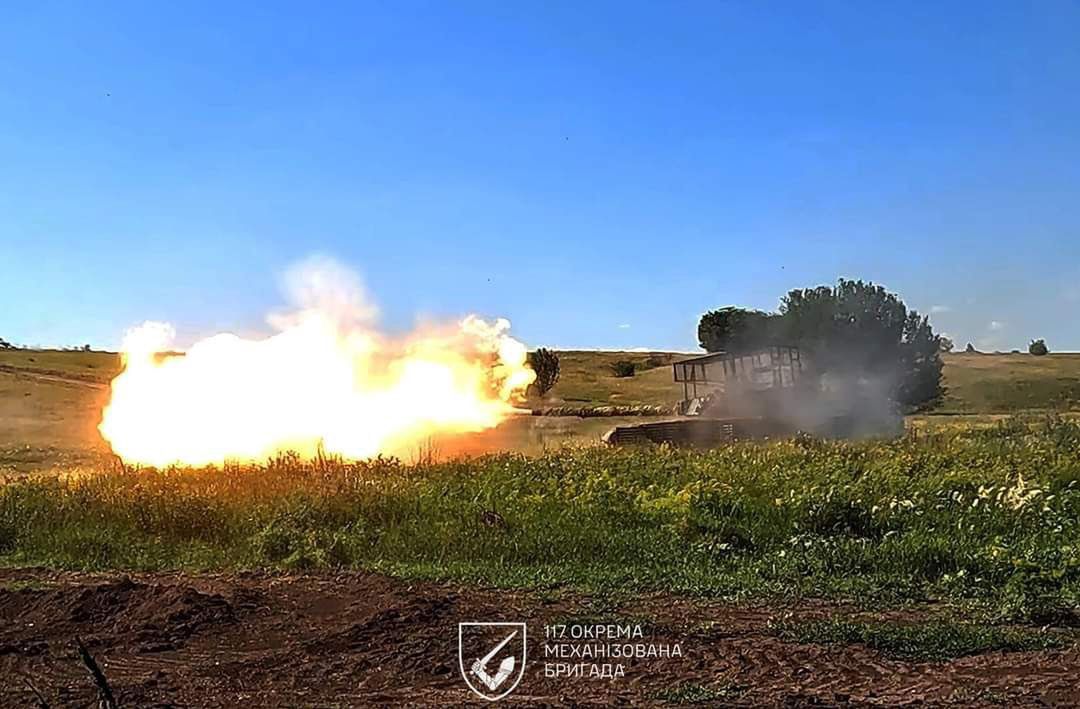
[
  {"xmin": 652, "ymin": 683, "xmax": 743, "ymax": 704},
  {"xmin": 774, "ymin": 617, "xmax": 1064, "ymax": 661},
  {"xmin": 5, "ymin": 416, "xmax": 1080, "ymax": 621},
  {"xmin": 533, "ymin": 350, "xmax": 684, "ymax": 407},
  {"xmin": 0, "ymin": 578, "xmax": 51, "ymax": 591},
  {"xmin": 939, "ymin": 353, "xmax": 1080, "ymax": 413}
]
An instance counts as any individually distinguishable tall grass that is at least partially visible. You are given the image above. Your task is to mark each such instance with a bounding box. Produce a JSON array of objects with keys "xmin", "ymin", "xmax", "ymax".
[{"xmin": 3, "ymin": 417, "xmax": 1080, "ymax": 618}]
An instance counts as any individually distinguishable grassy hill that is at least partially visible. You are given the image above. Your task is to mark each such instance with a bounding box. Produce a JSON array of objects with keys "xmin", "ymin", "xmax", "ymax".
[
  {"xmin": 0, "ymin": 348, "xmax": 117, "ymax": 383},
  {"xmin": 3, "ymin": 348, "xmax": 1080, "ymax": 415},
  {"xmin": 531, "ymin": 350, "xmax": 684, "ymax": 407},
  {"xmin": 937, "ymin": 353, "xmax": 1080, "ymax": 413}
]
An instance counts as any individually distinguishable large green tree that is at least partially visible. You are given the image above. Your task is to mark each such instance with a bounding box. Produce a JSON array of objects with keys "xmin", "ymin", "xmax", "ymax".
[
  {"xmin": 697, "ymin": 279, "xmax": 944, "ymax": 410},
  {"xmin": 697, "ymin": 307, "xmax": 779, "ymax": 353}
]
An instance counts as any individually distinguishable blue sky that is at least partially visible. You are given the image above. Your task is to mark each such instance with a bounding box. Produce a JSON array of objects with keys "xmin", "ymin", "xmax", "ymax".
[{"xmin": 2, "ymin": 1, "xmax": 1078, "ymax": 352}]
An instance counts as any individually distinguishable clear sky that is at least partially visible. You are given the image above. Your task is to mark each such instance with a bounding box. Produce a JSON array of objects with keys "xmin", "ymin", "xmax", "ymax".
[{"xmin": 2, "ymin": 1, "xmax": 1078, "ymax": 352}]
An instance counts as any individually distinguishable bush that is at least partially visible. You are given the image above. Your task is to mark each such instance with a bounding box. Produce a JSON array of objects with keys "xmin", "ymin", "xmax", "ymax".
[
  {"xmin": 1029, "ymin": 339, "xmax": 1049, "ymax": 356},
  {"xmin": 608, "ymin": 360, "xmax": 636, "ymax": 378},
  {"xmin": 965, "ymin": 343, "xmax": 977, "ymax": 353},
  {"xmin": 254, "ymin": 510, "xmax": 356, "ymax": 569},
  {"xmin": 643, "ymin": 354, "xmax": 672, "ymax": 370},
  {"xmin": 997, "ymin": 561, "xmax": 1074, "ymax": 623},
  {"xmin": 527, "ymin": 348, "xmax": 560, "ymax": 396}
]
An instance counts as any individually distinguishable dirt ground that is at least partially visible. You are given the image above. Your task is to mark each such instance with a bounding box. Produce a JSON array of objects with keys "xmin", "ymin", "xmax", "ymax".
[{"xmin": 2, "ymin": 569, "xmax": 1078, "ymax": 707}]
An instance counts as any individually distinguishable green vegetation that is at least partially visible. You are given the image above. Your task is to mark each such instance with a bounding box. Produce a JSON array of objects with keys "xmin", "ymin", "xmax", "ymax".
[
  {"xmin": 534, "ymin": 350, "xmax": 1080, "ymax": 415},
  {"xmin": 938, "ymin": 353, "xmax": 1080, "ymax": 413},
  {"xmin": 698, "ymin": 279, "xmax": 944, "ymax": 409},
  {"xmin": 527, "ymin": 350, "xmax": 681, "ymax": 406},
  {"xmin": 698, "ymin": 306, "xmax": 776, "ymax": 353},
  {"xmin": 652, "ymin": 682, "xmax": 742, "ymax": 704},
  {"xmin": 527, "ymin": 348, "xmax": 560, "ymax": 396},
  {"xmin": 608, "ymin": 359, "xmax": 636, "ymax": 378},
  {"xmin": 774, "ymin": 617, "xmax": 1063, "ymax": 661},
  {"xmin": 1030, "ymin": 339, "xmax": 1050, "ymax": 356},
  {"xmin": 4, "ymin": 416, "xmax": 1080, "ymax": 622}
]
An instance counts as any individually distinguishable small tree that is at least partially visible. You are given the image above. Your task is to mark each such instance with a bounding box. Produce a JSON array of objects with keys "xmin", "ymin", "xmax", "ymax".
[
  {"xmin": 965, "ymin": 342, "xmax": 977, "ymax": 353},
  {"xmin": 939, "ymin": 336, "xmax": 954, "ymax": 353},
  {"xmin": 1029, "ymin": 339, "xmax": 1049, "ymax": 356},
  {"xmin": 527, "ymin": 348, "xmax": 560, "ymax": 396},
  {"xmin": 609, "ymin": 360, "xmax": 636, "ymax": 378},
  {"xmin": 643, "ymin": 353, "xmax": 672, "ymax": 369}
]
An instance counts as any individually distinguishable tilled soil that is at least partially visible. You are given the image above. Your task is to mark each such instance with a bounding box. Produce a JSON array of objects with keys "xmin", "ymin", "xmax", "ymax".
[{"xmin": 1, "ymin": 568, "xmax": 1077, "ymax": 707}]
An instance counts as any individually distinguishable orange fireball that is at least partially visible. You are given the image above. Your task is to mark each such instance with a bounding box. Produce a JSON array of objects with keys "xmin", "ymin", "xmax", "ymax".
[{"xmin": 99, "ymin": 259, "xmax": 535, "ymax": 466}]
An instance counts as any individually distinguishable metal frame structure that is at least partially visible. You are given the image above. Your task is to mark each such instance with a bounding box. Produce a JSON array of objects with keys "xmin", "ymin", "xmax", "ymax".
[{"xmin": 672, "ymin": 346, "xmax": 804, "ymax": 403}]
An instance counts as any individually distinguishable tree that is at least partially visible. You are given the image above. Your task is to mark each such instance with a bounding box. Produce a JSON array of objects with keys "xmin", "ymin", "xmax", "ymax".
[
  {"xmin": 965, "ymin": 342, "xmax": 977, "ymax": 353},
  {"xmin": 697, "ymin": 279, "xmax": 945, "ymax": 410},
  {"xmin": 1029, "ymin": 339, "xmax": 1049, "ymax": 356},
  {"xmin": 527, "ymin": 348, "xmax": 560, "ymax": 396},
  {"xmin": 697, "ymin": 307, "xmax": 778, "ymax": 353},
  {"xmin": 939, "ymin": 336, "xmax": 954, "ymax": 353},
  {"xmin": 895, "ymin": 310, "xmax": 945, "ymax": 409},
  {"xmin": 608, "ymin": 360, "xmax": 636, "ymax": 378},
  {"xmin": 0, "ymin": 337, "xmax": 11, "ymax": 350}
]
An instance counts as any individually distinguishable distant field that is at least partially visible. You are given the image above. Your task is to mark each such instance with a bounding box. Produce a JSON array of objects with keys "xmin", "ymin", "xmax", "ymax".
[
  {"xmin": 544, "ymin": 351, "xmax": 1080, "ymax": 414},
  {"xmin": 536, "ymin": 350, "xmax": 1080, "ymax": 415},
  {"xmin": 0, "ymin": 348, "xmax": 117, "ymax": 383},
  {"xmin": 0, "ymin": 351, "xmax": 112, "ymax": 473},
  {"xmin": 533, "ymin": 350, "xmax": 684, "ymax": 406},
  {"xmin": 938, "ymin": 353, "xmax": 1080, "ymax": 413}
]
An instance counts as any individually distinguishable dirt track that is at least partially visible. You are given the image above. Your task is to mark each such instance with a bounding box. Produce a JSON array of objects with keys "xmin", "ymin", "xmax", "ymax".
[{"xmin": 1, "ymin": 569, "xmax": 1078, "ymax": 707}]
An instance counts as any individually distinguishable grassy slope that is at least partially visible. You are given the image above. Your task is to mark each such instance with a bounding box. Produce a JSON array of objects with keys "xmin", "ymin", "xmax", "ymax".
[
  {"xmin": 939, "ymin": 353, "xmax": 1080, "ymax": 413},
  {"xmin": 0, "ymin": 348, "xmax": 118, "ymax": 383},
  {"xmin": 0, "ymin": 351, "xmax": 113, "ymax": 472},
  {"xmin": 534, "ymin": 350, "xmax": 683, "ymax": 406}
]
